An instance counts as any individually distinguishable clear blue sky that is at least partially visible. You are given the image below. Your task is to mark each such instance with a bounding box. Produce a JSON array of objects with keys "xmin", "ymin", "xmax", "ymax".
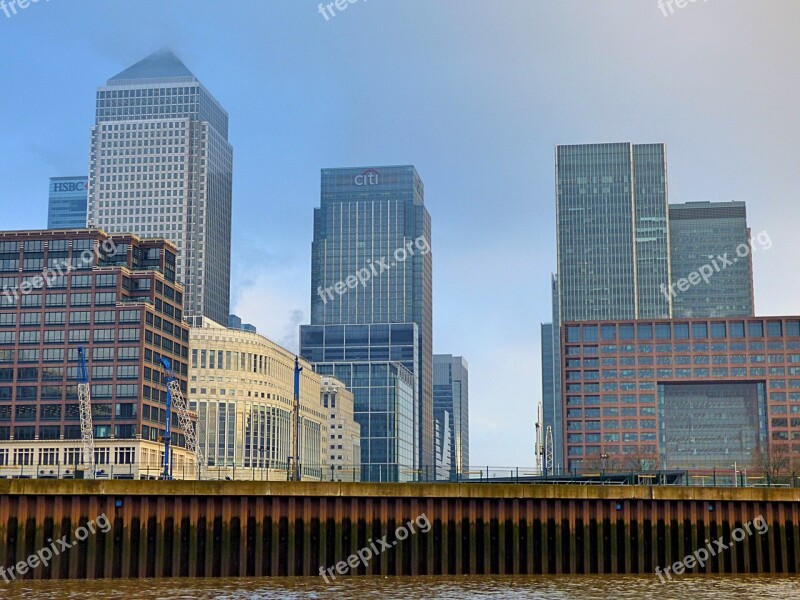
[{"xmin": 1, "ymin": 0, "xmax": 798, "ymax": 465}]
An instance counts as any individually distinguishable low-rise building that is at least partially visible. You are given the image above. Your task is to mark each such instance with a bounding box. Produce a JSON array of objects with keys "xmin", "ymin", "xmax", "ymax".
[
  {"xmin": 320, "ymin": 375, "xmax": 360, "ymax": 481},
  {"xmin": 188, "ymin": 317, "xmax": 328, "ymax": 480}
]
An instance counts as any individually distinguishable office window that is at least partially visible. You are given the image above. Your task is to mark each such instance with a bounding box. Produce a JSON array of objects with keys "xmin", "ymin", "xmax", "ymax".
[
  {"xmin": 692, "ymin": 322, "xmax": 708, "ymax": 339},
  {"xmin": 601, "ymin": 324, "xmax": 616, "ymax": 341},
  {"xmin": 711, "ymin": 322, "xmax": 726, "ymax": 339}
]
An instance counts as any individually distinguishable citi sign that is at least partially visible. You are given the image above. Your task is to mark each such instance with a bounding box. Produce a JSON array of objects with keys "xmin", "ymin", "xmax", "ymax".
[
  {"xmin": 52, "ymin": 181, "xmax": 86, "ymax": 193},
  {"xmin": 354, "ymin": 169, "xmax": 380, "ymax": 186}
]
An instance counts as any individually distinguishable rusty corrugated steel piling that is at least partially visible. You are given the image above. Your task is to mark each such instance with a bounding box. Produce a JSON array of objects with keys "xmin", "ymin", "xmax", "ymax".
[{"xmin": 0, "ymin": 480, "xmax": 798, "ymax": 579}]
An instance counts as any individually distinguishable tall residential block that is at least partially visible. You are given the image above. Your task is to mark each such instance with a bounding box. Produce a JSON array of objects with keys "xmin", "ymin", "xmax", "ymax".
[
  {"xmin": 86, "ymin": 49, "xmax": 233, "ymax": 325},
  {"xmin": 0, "ymin": 229, "xmax": 193, "ymax": 479},
  {"xmin": 301, "ymin": 165, "xmax": 433, "ymax": 480},
  {"xmin": 668, "ymin": 201, "xmax": 754, "ymax": 318},
  {"xmin": 48, "ymin": 177, "xmax": 88, "ymax": 229},
  {"xmin": 188, "ymin": 318, "xmax": 327, "ymax": 481},
  {"xmin": 433, "ymin": 354, "xmax": 469, "ymax": 478}
]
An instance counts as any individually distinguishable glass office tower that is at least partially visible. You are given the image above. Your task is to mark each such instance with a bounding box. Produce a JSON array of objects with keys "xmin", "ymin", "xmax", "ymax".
[
  {"xmin": 668, "ymin": 201, "xmax": 754, "ymax": 318},
  {"xmin": 302, "ymin": 165, "xmax": 433, "ymax": 479},
  {"xmin": 540, "ymin": 274, "xmax": 563, "ymax": 469},
  {"xmin": 86, "ymin": 49, "xmax": 233, "ymax": 325},
  {"xmin": 433, "ymin": 354, "xmax": 469, "ymax": 478},
  {"xmin": 48, "ymin": 177, "xmax": 88, "ymax": 229},
  {"xmin": 543, "ymin": 143, "xmax": 671, "ymax": 468},
  {"xmin": 556, "ymin": 142, "xmax": 671, "ymax": 322},
  {"xmin": 300, "ymin": 323, "xmax": 417, "ymax": 482}
]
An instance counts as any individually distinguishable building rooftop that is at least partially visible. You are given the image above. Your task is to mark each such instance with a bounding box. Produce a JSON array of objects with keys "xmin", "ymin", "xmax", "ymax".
[{"xmin": 108, "ymin": 49, "xmax": 196, "ymax": 83}]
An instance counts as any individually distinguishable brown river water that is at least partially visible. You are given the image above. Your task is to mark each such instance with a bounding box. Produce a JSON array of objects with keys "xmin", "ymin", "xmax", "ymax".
[{"xmin": 2, "ymin": 575, "xmax": 799, "ymax": 599}]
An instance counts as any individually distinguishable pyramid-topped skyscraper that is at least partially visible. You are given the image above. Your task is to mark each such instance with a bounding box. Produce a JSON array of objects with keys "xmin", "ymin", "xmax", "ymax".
[
  {"xmin": 87, "ymin": 49, "xmax": 233, "ymax": 324},
  {"xmin": 108, "ymin": 48, "xmax": 196, "ymax": 81}
]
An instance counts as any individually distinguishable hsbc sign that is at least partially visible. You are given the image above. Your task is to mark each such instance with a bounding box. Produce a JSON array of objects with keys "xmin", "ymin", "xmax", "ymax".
[
  {"xmin": 354, "ymin": 169, "xmax": 380, "ymax": 186},
  {"xmin": 52, "ymin": 180, "xmax": 87, "ymax": 193}
]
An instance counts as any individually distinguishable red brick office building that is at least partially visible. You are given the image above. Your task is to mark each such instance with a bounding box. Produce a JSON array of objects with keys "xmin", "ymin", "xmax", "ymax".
[
  {"xmin": 561, "ymin": 317, "xmax": 800, "ymax": 475},
  {"xmin": 0, "ymin": 229, "xmax": 193, "ymax": 478}
]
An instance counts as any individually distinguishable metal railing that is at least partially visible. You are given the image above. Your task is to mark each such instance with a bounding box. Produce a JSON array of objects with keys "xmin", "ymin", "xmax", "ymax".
[{"xmin": 5, "ymin": 461, "xmax": 800, "ymax": 487}]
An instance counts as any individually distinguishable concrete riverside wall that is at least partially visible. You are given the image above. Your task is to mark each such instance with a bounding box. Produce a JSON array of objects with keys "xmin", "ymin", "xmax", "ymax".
[{"xmin": 0, "ymin": 481, "xmax": 798, "ymax": 579}]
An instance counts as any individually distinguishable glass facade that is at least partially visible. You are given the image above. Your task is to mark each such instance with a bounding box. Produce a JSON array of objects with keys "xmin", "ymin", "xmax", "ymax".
[
  {"xmin": 86, "ymin": 50, "xmax": 233, "ymax": 325},
  {"xmin": 47, "ymin": 177, "xmax": 88, "ymax": 229},
  {"xmin": 300, "ymin": 323, "xmax": 417, "ymax": 481},
  {"xmin": 306, "ymin": 166, "xmax": 433, "ymax": 475},
  {"xmin": 632, "ymin": 144, "xmax": 672, "ymax": 319},
  {"xmin": 556, "ymin": 142, "xmax": 671, "ymax": 323},
  {"xmin": 228, "ymin": 314, "xmax": 256, "ymax": 333},
  {"xmin": 540, "ymin": 274, "xmax": 563, "ymax": 468},
  {"xmin": 660, "ymin": 382, "xmax": 766, "ymax": 470},
  {"xmin": 433, "ymin": 354, "xmax": 469, "ymax": 478},
  {"xmin": 547, "ymin": 143, "xmax": 670, "ymax": 469},
  {"xmin": 668, "ymin": 202, "xmax": 754, "ymax": 317}
]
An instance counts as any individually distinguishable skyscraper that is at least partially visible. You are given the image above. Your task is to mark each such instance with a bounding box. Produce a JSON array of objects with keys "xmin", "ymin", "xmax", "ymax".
[
  {"xmin": 556, "ymin": 142, "xmax": 671, "ymax": 322},
  {"xmin": 48, "ymin": 176, "xmax": 88, "ymax": 229},
  {"xmin": 668, "ymin": 201, "xmax": 754, "ymax": 318},
  {"xmin": 433, "ymin": 354, "xmax": 469, "ymax": 478},
  {"xmin": 301, "ymin": 165, "xmax": 433, "ymax": 480},
  {"xmin": 543, "ymin": 143, "xmax": 671, "ymax": 467},
  {"xmin": 540, "ymin": 275, "xmax": 562, "ymax": 469},
  {"xmin": 86, "ymin": 49, "xmax": 233, "ymax": 325}
]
